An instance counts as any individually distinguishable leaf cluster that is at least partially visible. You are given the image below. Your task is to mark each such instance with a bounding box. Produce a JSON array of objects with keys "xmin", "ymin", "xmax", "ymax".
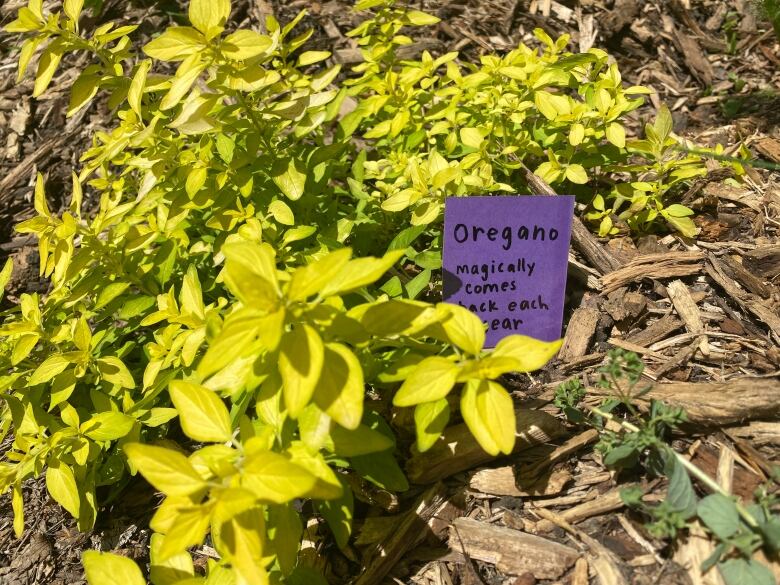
[{"xmin": 1, "ymin": 1, "xmax": 571, "ymax": 583}]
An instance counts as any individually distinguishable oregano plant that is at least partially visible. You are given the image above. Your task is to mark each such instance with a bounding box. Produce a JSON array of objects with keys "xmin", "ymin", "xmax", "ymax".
[{"xmin": 0, "ymin": 0, "xmax": 735, "ymax": 582}]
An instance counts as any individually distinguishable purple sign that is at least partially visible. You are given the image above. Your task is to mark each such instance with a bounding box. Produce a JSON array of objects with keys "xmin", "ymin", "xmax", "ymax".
[{"xmin": 442, "ymin": 195, "xmax": 575, "ymax": 347}]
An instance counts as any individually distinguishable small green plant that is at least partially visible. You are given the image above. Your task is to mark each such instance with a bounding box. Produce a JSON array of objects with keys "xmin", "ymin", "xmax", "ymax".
[
  {"xmin": 723, "ymin": 10, "xmax": 742, "ymax": 55},
  {"xmin": 556, "ymin": 350, "xmax": 780, "ymax": 585},
  {"xmin": 585, "ymin": 106, "xmax": 711, "ymax": 238},
  {"xmin": 759, "ymin": 0, "xmax": 780, "ymax": 39}
]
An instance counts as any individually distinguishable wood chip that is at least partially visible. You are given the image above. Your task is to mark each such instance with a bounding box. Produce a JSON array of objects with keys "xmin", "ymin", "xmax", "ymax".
[
  {"xmin": 742, "ymin": 245, "xmax": 780, "ymax": 280},
  {"xmin": 667, "ymin": 279, "xmax": 710, "ymax": 356},
  {"xmin": 755, "ymin": 137, "xmax": 780, "ymax": 164},
  {"xmin": 572, "ymin": 557, "xmax": 589, "ymax": 585},
  {"xmin": 728, "ymin": 421, "xmax": 780, "ymax": 446},
  {"xmin": 672, "ymin": 27, "xmax": 713, "ymax": 85},
  {"xmin": 706, "ymin": 256, "xmax": 780, "ymax": 342},
  {"xmin": 533, "ymin": 487, "xmax": 627, "ymax": 533},
  {"xmin": 532, "ymin": 507, "xmax": 628, "ymax": 585},
  {"xmin": 719, "ymin": 254, "xmax": 775, "ymax": 299},
  {"xmin": 588, "ymin": 378, "xmax": 780, "ymax": 426},
  {"xmin": 559, "ymin": 305, "xmax": 601, "ymax": 361},
  {"xmin": 469, "ymin": 466, "xmax": 571, "ymax": 498},
  {"xmin": 626, "ymin": 314, "xmax": 684, "ymax": 347},
  {"xmin": 356, "ymin": 483, "xmax": 448, "ymax": 585},
  {"xmin": 449, "ymin": 517, "xmax": 580, "ymax": 579},
  {"xmin": 673, "ymin": 521, "xmax": 725, "ymax": 585},
  {"xmin": 602, "ymin": 252, "xmax": 704, "ymax": 293}
]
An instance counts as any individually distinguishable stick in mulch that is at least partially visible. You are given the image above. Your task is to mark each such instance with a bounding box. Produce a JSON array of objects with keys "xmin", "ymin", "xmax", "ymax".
[
  {"xmin": 520, "ymin": 162, "xmax": 623, "ymax": 275},
  {"xmin": 354, "ymin": 482, "xmax": 448, "ymax": 585}
]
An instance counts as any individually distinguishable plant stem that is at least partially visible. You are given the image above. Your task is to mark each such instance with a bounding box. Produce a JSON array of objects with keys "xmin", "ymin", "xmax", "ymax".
[{"xmin": 588, "ymin": 404, "xmax": 759, "ymax": 529}]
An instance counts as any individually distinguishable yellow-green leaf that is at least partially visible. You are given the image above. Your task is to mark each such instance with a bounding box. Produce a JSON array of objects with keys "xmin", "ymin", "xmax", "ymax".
[
  {"xmin": 189, "ymin": 0, "xmax": 230, "ymax": 38},
  {"xmin": 83, "ymin": 551, "xmax": 145, "ymax": 585},
  {"xmin": 606, "ymin": 122, "xmax": 626, "ymax": 148},
  {"xmin": 96, "ymin": 356, "xmax": 135, "ymax": 388},
  {"xmin": 67, "ymin": 72, "xmax": 99, "ymax": 117},
  {"xmin": 438, "ymin": 303, "xmax": 485, "ymax": 356},
  {"xmin": 271, "ymin": 158, "xmax": 307, "ymax": 201},
  {"xmin": 29, "ymin": 354, "xmax": 71, "ymax": 385},
  {"xmin": 160, "ymin": 58, "xmax": 207, "ymax": 111},
  {"xmin": 287, "ymin": 248, "xmax": 352, "ymax": 302},
  {"xmin": 17, "ymin": 36, "xmax": 45, "ymax": 82},
  {"xmin": 414, "ymin": 398, "xmax": 449, "ymax": 453},
  {"xmin": 665, "ymin": 214, "xmax": 699, "ymax": 238},
  {"xmin": 186, "ymin": 166, "xmax": 208, "ymax": 198},
  {"xmin": 180, "ymin": 265, "xmax": 205, "ymax": 320},
  {"xmin": 5, "ymin": 7, "xmax": 42, "ymax": 33},
  {"xmin": 457, "ymin": 355, "xmax": 525, "ymax": 381},
  {"xmin": 33, "ymin": 42, "xmax": 63, "ymax": 97},
  {"xmin": 34, "ymin": 172, "xmax": 50, "ymax": 217},
  {"xmin": 405, "ymin": 10, "xmax": 440, "ymax": 25},
  {"xmin": 80, "ymin": 411, "xmax": 135, "ymax": 441},
  {"xmin": 0, "ymin": 258, "xmax": 13, "ymax": 303},
  {"xmin": 128, "ymin": 59, "xmax": 151, "ymax": 117},
  {"xmin": 12, "ymin": 333, "xmax": 39, "ymax": 366},
  {"xmin": 459, "ymin": 127, "xmax": 483, "ymax": 149},
  {"xmin": 158, "ymin": 504, "xmax": 212, "ymax": 562},
  {"xmin": 534, "ymin": 90, "xmax": 557, "ymax": 121},
  {"xmin": 64, "ymin": 0, "xmax": 84, "ymax": 24},
  {"xmin": 211, "ymin": 490, "xmax": 266, "ymax": 584},
  {"xmin": 150, "ymin": 532, "xmax": 194, "ymax": 585},
  {"xmin": 461, "ymin": 379, "xmax": 515, "ymax": 456},
  {"xmin": 279, "ymin": 324, "xmax": 324, "ymax": 417},
  {"xmin": 268, "ymin": 199, "xmax": 295, "ymax": 226},
  {"xmin": 241, "ymin": 450, "xmax": 317, "ymax": 503},
  {"xmin": 491, "ymin": 335, "xmax": 562, "ymax": 372},
  {"xmin": 565, "ymin": 164, "xmax": 588, "ymax": 184},
  {"xmin": 286, "ymin": 442, "xmax": 343, "ymax": 500},
  {"xmin": 222, "ymin": 241, "xmax": 280, "ymax": 310},
  {"xmin": 319, "ymin": 250, "xmax": 404, "ymax": 298},
  {"xmin": 170, "ymin": 380, "xmax": 232, "ymax": 443},
  {"xmin": 393, "ymin": 356, "xmax": 458, "ymax": 407},
  {"xmin": 143, "ymin": 27, "xmax": 205, "ymax": 61},
  {"xmin": 222, "ymin": 30, "xmax": 273, "ymax": 60},
  {"xmin": 313, "ymin": 343, "xmax": 364, "ymax": 430},
  {"xmin": 12, "ymin": 483, "xmax": 24, "ymax": 537},
  {"xmin": 124, "ymin": 443, "xmax": 207, "ymax": 497},
  {"xmin": 198, "ymin": 308, "xmax": 284, "ymax": 378},
  {"xmin": 569, "ymin": 123, "xmax": 585, "ymax": 146},
  {"xmin": 297, "ymin": 50, "xmax": 331, "ymax": 66},
  {"xmin": 46, "ymin": 460, "xmax": 80, "ymax": 518}
]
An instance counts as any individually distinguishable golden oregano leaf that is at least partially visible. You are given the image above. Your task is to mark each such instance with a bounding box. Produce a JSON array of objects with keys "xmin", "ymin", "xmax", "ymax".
[
  {"xmin": 393, "ymin": 356, "xmax": 458, "ymax": 407},
  {"xmin": 83, "ymin": 551, "xmax": 146, "ymax": 585},
  {"xmin": 313, "ymin": 342, "xmax": 364, "ymax": 430},
  {"xmin": 169, "ymin": 380, "xmax": 232, "ymax": 443},
  {"xmin": 460, "ymin": 379, "xmax": 516, "ymax": 456},
  {"xmin": 45, "ymin": 460, "xmax": 80, "ymax": 518},
  {"xmin": 279, "ymin": 324, "xmax": 324, "ymax": 417},
  {"xmin": 414, "ymin": 398, "xmax": 449, "ymax": 453},
  {"xmin": 124, "ymin": 443, "xmax": 207, "ymax": 498},
  {"xmin": 222, "ymin": 241, "xmax": 280, "ymax": 310},
  {"xmin": 188, "ymin": 0, "xmax": 230, "ymax": 39},
  {"xmin": 241, "ymin": 450, "xmax": 317, "ymax": 503},
  {"xmin": 491, "ymin": 335, "xmax": 562, "ymax": 372}
]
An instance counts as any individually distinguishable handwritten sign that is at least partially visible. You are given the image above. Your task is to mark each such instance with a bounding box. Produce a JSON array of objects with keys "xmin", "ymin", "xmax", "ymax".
[{"xmin": 442, "ymin": 195, "xmax": 575, "ymax": 347}]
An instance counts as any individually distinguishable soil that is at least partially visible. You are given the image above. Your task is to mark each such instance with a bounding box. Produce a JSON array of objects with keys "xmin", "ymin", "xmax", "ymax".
[{"xmin": 0, "ymin": 1, "xmax": 778, "ymax": 584}]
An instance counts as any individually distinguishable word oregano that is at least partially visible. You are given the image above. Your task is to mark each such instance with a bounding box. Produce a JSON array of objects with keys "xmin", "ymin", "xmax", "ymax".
[{"xmin": 0, "ymin": 0, "xmax": 737, "ymax": 583}]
